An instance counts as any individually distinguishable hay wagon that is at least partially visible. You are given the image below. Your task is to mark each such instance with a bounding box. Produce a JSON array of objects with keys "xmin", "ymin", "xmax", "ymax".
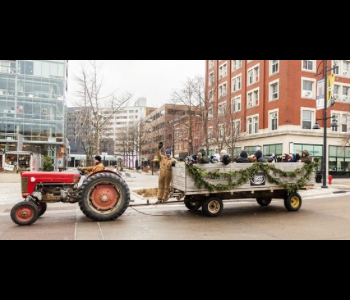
[{"xmin": 171, "ymin": 162, "xmax": 315, "ymax": 217}]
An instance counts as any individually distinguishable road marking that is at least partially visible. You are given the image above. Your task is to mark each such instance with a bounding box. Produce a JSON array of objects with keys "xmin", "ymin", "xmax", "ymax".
[{"xmin": 97, "ymin": 222, "xmax": 105, "ymax": 240}]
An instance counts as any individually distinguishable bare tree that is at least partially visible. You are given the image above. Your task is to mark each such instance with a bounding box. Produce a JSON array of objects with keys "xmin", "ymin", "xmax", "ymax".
[
  {"xmin": 72, "ymin": 60, "xmax": 132, "ymax": 163},
  {"xmin": 171, "ymin": 77, "xmax": 204, "ymax": 155}
]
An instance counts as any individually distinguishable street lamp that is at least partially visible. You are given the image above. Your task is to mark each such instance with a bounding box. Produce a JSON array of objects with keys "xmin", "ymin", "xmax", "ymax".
[{"xmin": 313, "ymin": 60, "xmax": 339, "ymax": 188}]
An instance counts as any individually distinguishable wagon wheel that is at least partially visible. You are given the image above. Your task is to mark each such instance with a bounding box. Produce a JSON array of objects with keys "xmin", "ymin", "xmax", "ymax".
[
  {"xmin": 79, "ymin": 172, "xmax": 130, "ymax": 222},
  {"xmin": 184, "ymin": 196, "xmax": 202, "ymax": 211},
  {"xmin": 256, "ymin": 198, "xmax": 272, "ymax": 207},
  {"xmin": 11, "ymin": 201, "xmax": 39, "ymax": 226},
  {"xmin": 202, "ymin": 197, "xmax": 224, "ymax": 217},
  {"xmin": 284, "ymin": 193, "xmax": 302, "ymax": 212}
]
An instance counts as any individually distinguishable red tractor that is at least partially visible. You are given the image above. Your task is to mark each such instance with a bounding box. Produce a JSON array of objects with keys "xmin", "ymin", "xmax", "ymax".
[{"xmin": 11, "ymin": 169, "xmax": 130, "ymax": 226}]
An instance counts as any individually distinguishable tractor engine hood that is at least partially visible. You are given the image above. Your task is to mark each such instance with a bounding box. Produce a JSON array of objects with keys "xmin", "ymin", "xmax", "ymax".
[{"xmin": 21, "ymin": 172, "xmax": 81, "ymax": 197}]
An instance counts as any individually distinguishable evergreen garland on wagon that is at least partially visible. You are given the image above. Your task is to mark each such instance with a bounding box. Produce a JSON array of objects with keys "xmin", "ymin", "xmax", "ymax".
[{"xmin": 186, "ymin": 162, "xmax": 317, "ymax": 194}]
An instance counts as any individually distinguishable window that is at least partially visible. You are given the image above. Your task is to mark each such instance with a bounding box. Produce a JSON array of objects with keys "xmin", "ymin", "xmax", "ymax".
[
  {"xmin": 235, "ymin": 120, "xmax": 241, "ymax": 135},
  {"xmin": 270, "ymin": 60, "xmax": 279, "ymax": 75},
  {"xmin": 232, "ymin": 75, "xmax": 242, "ymax": 92},
  {"xmin": 208, "ymin": 106, "xmax": 213, "ymax": 119},
  {"xmin": 270, "ymin": 111, "xmax": 278, "ymax": 131},
  {"xmin": 302, "ymin": 110, "xmax": 314, "ymax": 129},
  {"xmin": 231, "ymin": 96, "xmax": 241, "ymax": 113},
  {"xmin": 247, "ymin": 116, "xmax": 259, "ymax": 134},
  {"xmin": 343, "ymin": 86, "xmax": 349, "ymax": 101},
  {"xmin": 342, "ymin": 115, "xmax": 348, "ymax": 133},
  {"xmin": 219, "ymin": 63, "xmax": 227, "ymax": 79},
  {"xmin": 332, "ymin": 114, "xmax": 339, "ymax": 132},
  {"xmin": 208, "ymin": 127, "xmax": 213, "ymax": 138},
  {"xmin": 332, "ymin": 60, "xmax": 350, "ymax": 78},
  {"xmin": 302, "ymin": 78, "xmax": 315, "ymax": 98},
  {"xmin": 219, "ymin": 83, "xmax": 227, "ymax": 99},
  {"xmin": 219, "ymin": 124, "xmax": 225, "ymax": 138},
  {"xmin": 208, "ymin": 90, "xmax": 213, "ymax": 102},
  {"xmin": 218, "ymin": 102, "xmax": 227, "ymax": 116},
  {"xmin": 270, "ymin": 80, "xmax": 279, "ymax": 101},
  {"xmin": 232, "ymin": 60, "xmax": 242, "ymax": 71},
  {"xmin": 247, "ymin": 88, "xmax": 259, "ymax": 108},
  {"xmin": 209, "ymin": 72, "xmax": 214, "ymax": 86},
  {"xmin": 254, "ymin": 117, "xmax": 259, "ymax": 133},
  {"xmin": 209, "ymin": 60, "xmax": 214, "ymax": 69},
  {"xmin": 247, "ymin": 64, "xmax": 260, "ymax": 85},
  {"xmin": 302, "ymin": 60, "xmax": 316, "ymax": 72}
]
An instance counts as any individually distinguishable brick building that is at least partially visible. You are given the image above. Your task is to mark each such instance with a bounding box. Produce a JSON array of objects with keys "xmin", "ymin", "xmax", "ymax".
[
  {"xmin": 206, "ymin": 60, "xmax": 350, "ymax": 177},
  {"xmin": 141, "ymin": 104, "xmax": 203, "ymax": 161}
]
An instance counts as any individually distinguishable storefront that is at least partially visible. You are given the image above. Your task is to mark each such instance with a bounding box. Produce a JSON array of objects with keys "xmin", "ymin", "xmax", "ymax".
[
  {"xmin": 294, "ymin": 144, "xmax": 323, "ymax": 172},
  {"xmin": 1, "ymin": 151, "xmax": 43, "ymax": 172},
  {"xmin": 329, "ymin": 145, "xmax": 350, "ymax": 177}
]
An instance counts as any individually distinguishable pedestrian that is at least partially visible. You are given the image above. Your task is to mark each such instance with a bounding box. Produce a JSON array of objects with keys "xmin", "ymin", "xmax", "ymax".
[{"xmin": 156, "ymin": 142, "xmax": 176, "ymax": 204}]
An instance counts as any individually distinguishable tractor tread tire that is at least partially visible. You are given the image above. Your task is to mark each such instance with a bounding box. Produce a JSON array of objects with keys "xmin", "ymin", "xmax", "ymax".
[{"xmin": 79, "ymin": 172, "xmax": 130, "ymax": 222}]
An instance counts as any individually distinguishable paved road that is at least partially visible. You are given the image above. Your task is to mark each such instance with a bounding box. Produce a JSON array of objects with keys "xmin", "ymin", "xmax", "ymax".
[{"xmin": 1, "ymin": 188, "xmax": 350, "ymax": 240}]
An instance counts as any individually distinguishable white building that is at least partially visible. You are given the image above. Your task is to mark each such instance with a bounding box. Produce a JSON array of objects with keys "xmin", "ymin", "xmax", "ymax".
[{"xmin": 110, "ymin": 98, "xmax": 148, "ymax": 168}]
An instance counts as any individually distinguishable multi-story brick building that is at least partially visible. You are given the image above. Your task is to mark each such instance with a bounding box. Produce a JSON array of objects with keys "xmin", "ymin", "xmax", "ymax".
[
  {"xmin": 141, "ymin": 104, "xmax": 203, "ymax": 162},
  {"xmin": 206, "ymin": 60, "xmax": 350, "ymax": 177}
]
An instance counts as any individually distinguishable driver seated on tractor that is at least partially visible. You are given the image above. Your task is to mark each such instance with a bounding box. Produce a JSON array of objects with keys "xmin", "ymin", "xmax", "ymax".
[{"xmin": 78, "ymin": 156, "xmax": 105, "ymax": 185}]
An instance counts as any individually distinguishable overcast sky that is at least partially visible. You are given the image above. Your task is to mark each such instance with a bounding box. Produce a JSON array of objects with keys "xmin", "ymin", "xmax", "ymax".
[{"xmin": 67, "ymin": 60, "xmax": 206, "ymax": 108}]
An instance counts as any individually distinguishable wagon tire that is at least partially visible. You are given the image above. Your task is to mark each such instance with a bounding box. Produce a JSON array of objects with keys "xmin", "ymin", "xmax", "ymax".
[
  {"xmin": 202, "ymin": 197, "xmax": 223, "ymax": 217},
  {"xmin": 257, "ymin": 198, "xmax": 272, "ymax": 207},
  {"xmin": 284, "ymin": 193, "xmax": 302, "ymax": 212},
  {"xmin": 184, "ymin": 197, "xmax": 202, "ymax": 211}
]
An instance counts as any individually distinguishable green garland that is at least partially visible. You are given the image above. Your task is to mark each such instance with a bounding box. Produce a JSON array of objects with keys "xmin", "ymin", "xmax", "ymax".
[{"xmin": 186, "ymin": 162, "xmax": 318, "ymax": 194}]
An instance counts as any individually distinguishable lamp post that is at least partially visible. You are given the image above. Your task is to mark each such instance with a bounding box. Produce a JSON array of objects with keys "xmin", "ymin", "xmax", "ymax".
[{"xmin": 313, "ymin": 60, "xmax": 339, "ymax": 188}]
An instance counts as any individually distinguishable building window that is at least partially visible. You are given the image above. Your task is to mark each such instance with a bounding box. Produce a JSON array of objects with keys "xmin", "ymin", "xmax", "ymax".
[
  {"xmin": 270, "ymin": 111, "xmax": 278, "ymax": 131},
  {"xmin": 232, "ymin": 75, "xmax": 242, "ymax": 92},
  {"xmin": 209, "ymin": 60, "xmax": 214, "ymax": 69},
  {"xmin": 264, "ymin": 144, "xmax": 283, "ymax": 158},
  {"xmin": 342, "ymin": 86, "xmax": 349, "ymax": 102},
  {"xmin": 302, "ymin": 110, "xmax": 314, "ymax": 129},
  {"xmin": 208, "ymin": 90, "xmax": 213, "ymax": 102},
  {"xmin": 232, "ymin": 60, "xmax": 242, "ymax": 72},
  {"xmin": 269, "ymin": 80, "xmax": 279, "ymax": 101},
  {"xmin": 247, "ymin": 64, "xmax": 260, "ymax": 86},
  {"xmin": 247, "ymin": 116, "xmax": 259, "ymax": 134},
  {"xmin": 231, "ymin": 96, "xmax": 241, "ymax": 113},
  {"xmin": 342, "ymin": 115, "xmax": 348, "ymax": 133},
  {"xmin": 254, "ymin": 117, "xmax": 259, "ymax": 133},
  {"xmin": 270, "ymin": 60, "xmax": 279, "ymax": 75},
  {"xmin": 247, "ymin": 88, "xmax": 259, "ymax": 108},
  {"xmin": 208, "ymin": 107, "xmax": 213, "ymax": 119},
  {"xmin": 302, "ymin": 79, "xmax": 315, "ymax": 98},
  {"xmin": 218, "ymin": 102, "xmax": 227, "ymax": 116},
  {"xmin": 302, "ymin": 60, "xmax": 316, "ymax": 72},
  {"xmin": 208, "ymin": 127, "xmax": 213, "ymax": 139},
  {"xmin": 219, "ymin": 63, "xmax": 227, "ymax": 79},
  {"xmin": 332, "ymin": 114, "xmax": 340, "ymax": 132},
  {"xmin": 219, "ymin": 82, "xmax": 227, "ymax": 99},
  {"xmin": 209, "ymin": 72, "xmax": 214, "ymax": 86}
]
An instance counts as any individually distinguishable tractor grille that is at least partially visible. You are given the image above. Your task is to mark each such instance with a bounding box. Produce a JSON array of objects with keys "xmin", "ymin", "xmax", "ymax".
[{"xmin": 21, "ymin": 177, "xmax": 29, "ymax": 193}]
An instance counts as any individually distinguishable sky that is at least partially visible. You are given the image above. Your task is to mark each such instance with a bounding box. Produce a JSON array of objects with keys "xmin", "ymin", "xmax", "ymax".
[{"xmin": 67, "ymin": 60, "xmax": 206, "ymax": 108}]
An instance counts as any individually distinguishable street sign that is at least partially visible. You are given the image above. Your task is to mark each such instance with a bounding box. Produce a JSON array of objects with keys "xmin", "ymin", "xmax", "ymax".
[{"xmin": 102, "ymin": 152, "xmax": 108, "ymax": 156}]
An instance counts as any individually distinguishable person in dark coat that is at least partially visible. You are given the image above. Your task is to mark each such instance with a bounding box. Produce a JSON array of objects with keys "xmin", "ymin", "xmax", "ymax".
[
  {"xmin": 197, "ymin": 149, "xmax": 210, "ymax": 164},
  {"xmin": 254, "ymin": 150, "xmax": 266, "ymax": 162},
  {"xmin": 301, "ymin": 150, "xmax": 312, "ymax": 164},
  {"xmin": 236, "ymin": 150, "xmax": 249, "ymax": 163}
]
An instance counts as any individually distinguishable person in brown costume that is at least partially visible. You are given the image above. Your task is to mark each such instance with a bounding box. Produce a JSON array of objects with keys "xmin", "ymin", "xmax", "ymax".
[{"xmin": 156, "ymin": 142, "xmax": 176, "ymax": 204}]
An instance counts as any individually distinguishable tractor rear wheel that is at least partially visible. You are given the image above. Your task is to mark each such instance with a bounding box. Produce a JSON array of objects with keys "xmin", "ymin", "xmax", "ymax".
[{"xmin": 79, "ymin": 173, "xmax": 130, "ymax": 222}]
